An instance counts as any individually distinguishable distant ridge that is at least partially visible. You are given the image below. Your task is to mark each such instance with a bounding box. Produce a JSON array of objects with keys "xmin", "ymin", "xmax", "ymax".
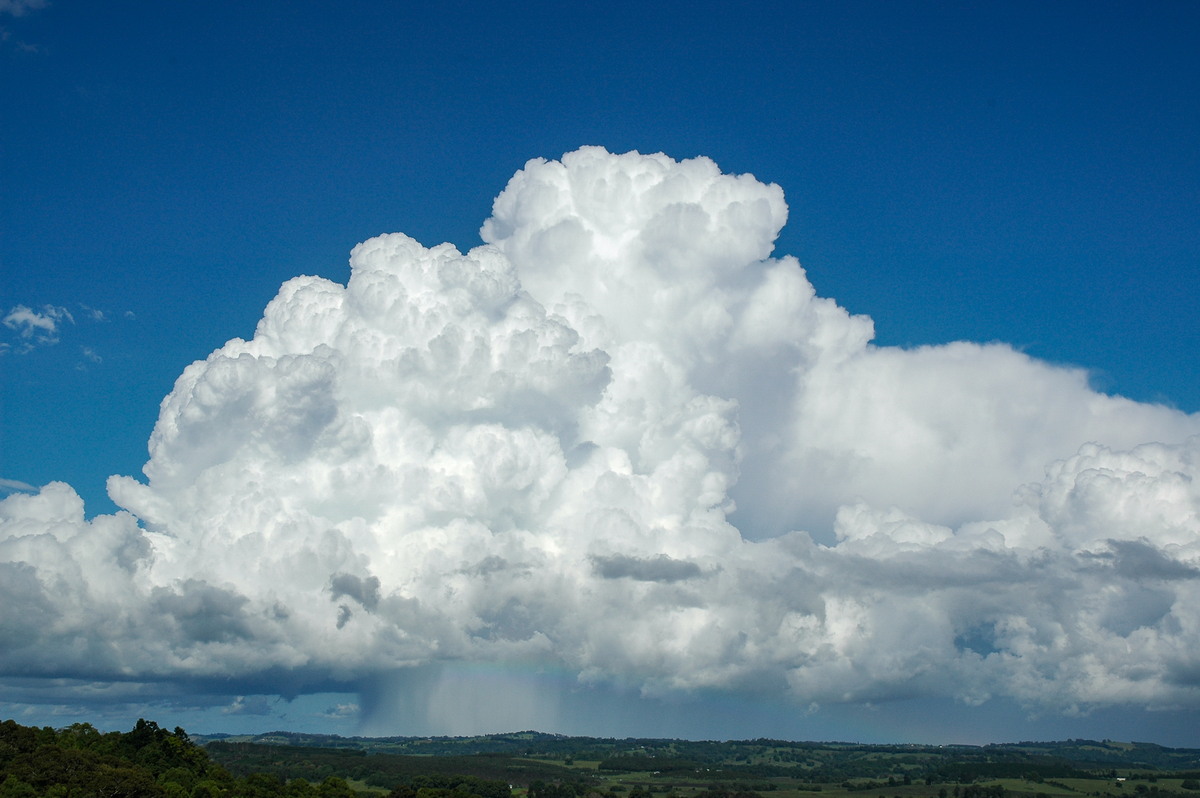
[{"xmin": 194, "ymin": 732, "xmax": 1200, "ymax": 772}]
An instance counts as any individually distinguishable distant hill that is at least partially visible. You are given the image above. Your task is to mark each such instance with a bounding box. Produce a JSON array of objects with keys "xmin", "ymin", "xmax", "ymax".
[{"xmin": 194, "ymin": 731, "xmax": 1200, "ymax": 774}]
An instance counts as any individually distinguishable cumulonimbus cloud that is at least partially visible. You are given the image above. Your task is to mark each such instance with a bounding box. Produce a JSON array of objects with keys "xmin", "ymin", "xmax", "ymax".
[{"xmin": 2, "ymin": 147, "xmax": 1199, "ymax": 722}]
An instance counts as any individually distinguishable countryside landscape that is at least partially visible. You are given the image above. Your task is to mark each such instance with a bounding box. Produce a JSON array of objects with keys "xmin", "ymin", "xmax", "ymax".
[
  {"xmin": 5, "ymin": 718, "xmax": 1200, "ymax": 798},
  {"xmin": 5, "ymin": 2, "xmax": 1200, "ymax": 783}
]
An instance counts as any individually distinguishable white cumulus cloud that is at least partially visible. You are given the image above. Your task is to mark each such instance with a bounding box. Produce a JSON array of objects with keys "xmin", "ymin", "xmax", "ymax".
[{"xmin": 2, "ymin": 147, "xmax": 1199, "ymax": 729}]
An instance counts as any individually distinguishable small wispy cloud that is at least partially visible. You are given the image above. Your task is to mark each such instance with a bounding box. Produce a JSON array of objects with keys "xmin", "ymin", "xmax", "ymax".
[
  {"xmin": 3, "ymin": 302, "xmax": 132, "ymax": 360},
  {"xmin": 0, "ymin": 478, "xmax": 36, "ymax": 494},
  {"xmin": 222, "ymin": 695, "xmax": 276, "ymax": 716},
  {"xmin": 319, "ymin": 703, "xmax": 359, "ymax": 719},
  {"xmin": 81, "ymin": 305, "xmax": 108, "ymax": 322},
  {"xmin": 0, "ymin": 0, "xmax": 47, "ymax": 17},
  {"xmin": 0, "ymin": 0, "xmax": 45, "ymax": 53},
  {"xmin": 3, "ymin": 304, "xmax": 72, "ymax": 350}
]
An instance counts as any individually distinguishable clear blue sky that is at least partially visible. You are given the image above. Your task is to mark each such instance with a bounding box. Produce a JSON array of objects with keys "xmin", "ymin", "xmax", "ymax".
[
  {"xmin": 2, "ymin": 1, "xmax": 1199, "ymax": 744},
  {"xmin": 5, "ymin": 1, "xmax": 1197, "ymax": 511}
]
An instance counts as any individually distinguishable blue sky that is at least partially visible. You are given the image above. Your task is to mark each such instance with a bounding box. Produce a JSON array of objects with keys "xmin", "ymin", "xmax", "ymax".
[
  {"xmin": 4, "ymin": 1, "xmax": 1197, "ymax": 510},
  {"xmin": 2, "ymin": 1, "xmax": 1200, "ymax": 744}
]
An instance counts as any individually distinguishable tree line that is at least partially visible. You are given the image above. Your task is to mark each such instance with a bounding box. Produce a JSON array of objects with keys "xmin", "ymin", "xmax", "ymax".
[{"xmin": 0, "ymin": 718, "xmax": 508, "ymax": 798}]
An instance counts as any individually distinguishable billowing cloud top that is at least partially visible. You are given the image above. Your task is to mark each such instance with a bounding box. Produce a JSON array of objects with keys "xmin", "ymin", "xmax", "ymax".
[{"xmin": 3, "ymin": 147, "xmax": 1200, "ymax": 723}]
